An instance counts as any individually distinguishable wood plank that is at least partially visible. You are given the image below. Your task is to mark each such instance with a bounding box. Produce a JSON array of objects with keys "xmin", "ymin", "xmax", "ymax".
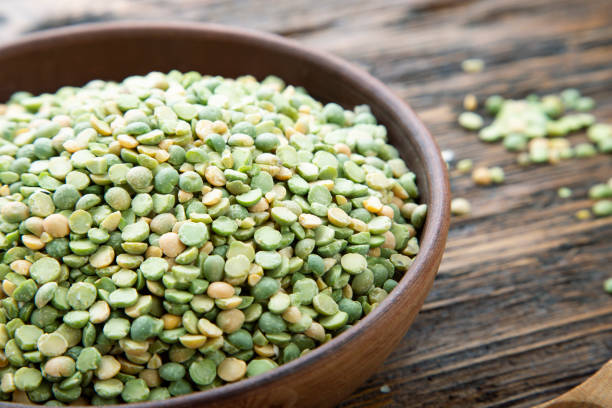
[{"xmin": 534, "ymin": 359, "xmax": 612, "ymax": 407}]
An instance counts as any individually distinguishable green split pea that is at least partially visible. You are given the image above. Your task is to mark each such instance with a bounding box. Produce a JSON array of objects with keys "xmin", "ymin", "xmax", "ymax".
[{"xmin": 0, "ymin": 70, "xmax": 425, "ymax": 404}]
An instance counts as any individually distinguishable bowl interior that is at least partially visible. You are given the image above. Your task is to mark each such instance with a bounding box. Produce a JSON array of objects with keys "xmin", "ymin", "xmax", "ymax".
[
  {"xmin": 0, "ymin": 23, "xmax": 437, "ymax": 199},
  {"xmin": 0, "ymin": 22, "xmax": 450, "ymax": 408}
]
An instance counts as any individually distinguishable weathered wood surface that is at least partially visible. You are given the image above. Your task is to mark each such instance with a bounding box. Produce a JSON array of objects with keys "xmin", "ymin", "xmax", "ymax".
[
  {"xmin": 0, "ymin": 0, "xmax": 611, "ymax": 406},
  {"xmin": 534, "ymin": 359, "xmax": 612, "ymax": 408}
]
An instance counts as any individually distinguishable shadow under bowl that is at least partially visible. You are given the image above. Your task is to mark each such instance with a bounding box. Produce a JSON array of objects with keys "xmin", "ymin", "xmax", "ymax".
[{"xmin": 0, "ymin": 22, "xmax": 450, "ymax": 408}]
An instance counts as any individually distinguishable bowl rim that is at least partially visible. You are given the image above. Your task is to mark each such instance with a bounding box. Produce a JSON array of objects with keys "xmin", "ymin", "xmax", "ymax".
[{"xmin": 0, "ymin": 21, "xmax": 450, "ymax": 407}]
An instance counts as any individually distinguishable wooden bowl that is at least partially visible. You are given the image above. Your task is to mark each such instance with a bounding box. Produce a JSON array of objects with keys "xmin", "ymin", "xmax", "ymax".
[{"xmin": 0, "ymin": 22, "xmax": 450, "ymax": 408}]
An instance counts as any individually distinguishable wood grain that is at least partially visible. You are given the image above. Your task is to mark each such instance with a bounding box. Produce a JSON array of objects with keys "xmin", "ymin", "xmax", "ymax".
[
  {"xmin": 0, "ymin": 0, "xmax": 611, "ymax": 406},
  {"xmin": 534, "ymin": 359, "xmax": 612, "ymax": 408}
]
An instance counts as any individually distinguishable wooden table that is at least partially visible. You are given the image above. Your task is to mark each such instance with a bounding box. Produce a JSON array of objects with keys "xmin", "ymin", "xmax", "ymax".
[{"xmin": 1, "ymin": 0, "xmax": 611, "ymax": 406}]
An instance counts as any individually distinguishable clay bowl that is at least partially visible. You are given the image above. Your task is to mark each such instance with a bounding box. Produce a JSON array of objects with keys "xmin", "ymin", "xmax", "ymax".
[{"xmin": 0, "ymin": 22, "xmax": 450, "ymax": 408}]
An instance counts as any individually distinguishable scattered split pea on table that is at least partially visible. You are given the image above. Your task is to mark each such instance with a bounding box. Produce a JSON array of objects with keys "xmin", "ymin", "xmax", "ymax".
[{"xmin": 0, "ymin": 70, "xmax": 426, "ymax": 404}]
